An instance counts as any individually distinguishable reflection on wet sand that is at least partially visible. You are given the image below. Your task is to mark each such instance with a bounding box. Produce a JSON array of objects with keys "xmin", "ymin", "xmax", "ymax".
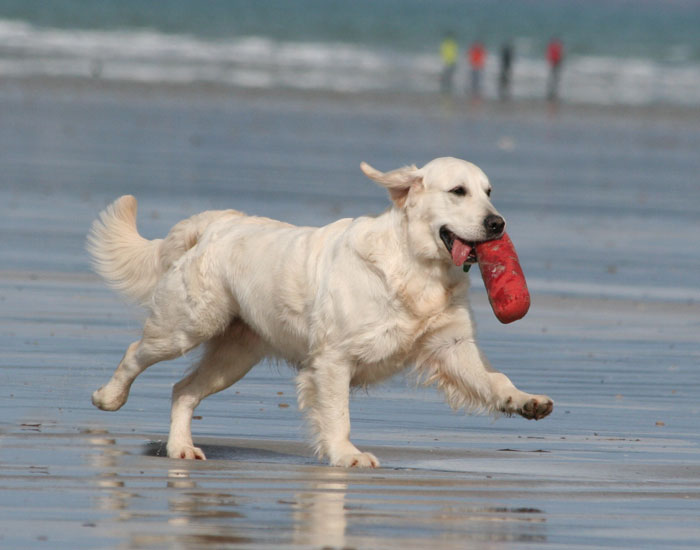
[
  {"xmin": 292, "ymin": 470, "xmax": 348, "ymax": 548},
  {"xmin": 84, "ymin": 434, "xmax": 548, "ymax": 549},
  {"xmin": 291, "ymin": 473, "xmax": 547, "ymax": 547},
  {"xmin": 89, "ymin": 436, "xmax": 253, "ymax": 548},
  {"xmin": 165, "ymin": 469, "xmax": 252, "ymax": 548},
  {"xmin": 86, "ymin": 429, "xmax": 132, "ymax": 516}
]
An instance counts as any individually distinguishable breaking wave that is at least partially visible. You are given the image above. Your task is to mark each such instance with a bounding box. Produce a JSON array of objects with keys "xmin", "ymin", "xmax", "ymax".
[{"xmin": 1, "ymin": 18, "xmax": 699, "ymax": 106}]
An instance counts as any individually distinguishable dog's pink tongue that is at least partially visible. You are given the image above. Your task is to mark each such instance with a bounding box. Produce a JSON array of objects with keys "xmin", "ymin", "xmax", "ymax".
[{"xmin": 451, "ymin": 239, "xmax": 472, "ymax": 267}]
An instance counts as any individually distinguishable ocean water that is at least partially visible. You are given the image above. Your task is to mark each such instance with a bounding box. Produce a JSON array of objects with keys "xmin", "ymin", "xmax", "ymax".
[{"xmin": 1, "ymin": 0, "xmax": 699, "ymax": 106}]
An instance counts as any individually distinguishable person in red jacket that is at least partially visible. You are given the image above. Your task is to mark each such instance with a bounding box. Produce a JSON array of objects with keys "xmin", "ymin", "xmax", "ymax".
[
  {"xmin": 468, "ymin": 41, "xmax": 486, "ymax": 98},
  {"xmin": 546, "ymin": 37, "xmax": 564, "ymax": 101}
]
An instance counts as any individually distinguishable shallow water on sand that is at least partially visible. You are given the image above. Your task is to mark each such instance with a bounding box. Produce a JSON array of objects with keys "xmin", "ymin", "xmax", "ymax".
[{"xmin": 1, "ymin": 83, "xmax": 699, "ymax": 549}]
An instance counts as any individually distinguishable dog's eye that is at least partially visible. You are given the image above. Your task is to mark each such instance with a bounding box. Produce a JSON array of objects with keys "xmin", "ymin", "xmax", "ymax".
[
  {"xmin": 449, "ymin": 186, "xmax": 467, "ymax": 197},
  {"xmin": 486, "ymin": 188, "xmax": 492, "ymax": 197}
]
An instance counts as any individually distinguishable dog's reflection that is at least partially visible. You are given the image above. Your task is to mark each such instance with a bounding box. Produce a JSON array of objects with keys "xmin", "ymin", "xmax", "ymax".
[
  {"xmin": 88, "ymin": 435, "xmax": 348, "ymax": 547},
  {"xmin": 292, "ymin": 470, "xmax": 348, "ymax": 547},
  {"xmin": 88, "ymin": 436, "xmax": 546, "ymax": 548}
]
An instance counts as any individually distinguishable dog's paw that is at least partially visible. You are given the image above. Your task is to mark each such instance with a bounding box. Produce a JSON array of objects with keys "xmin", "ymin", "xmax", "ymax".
[
  {"xmin": 92, "ymin": 385, "xmax": 128, "ymax": 411},
  {"xmin": 332, "ymin": 452, "xmax": 380, "ymax": 469},
  {"xmin": 518, "ymin": 396, "xmax": 553, "ymax": 420},
  {"xmin": 167, "ymin": 443, "xmax": 206, "ymax": 460},
  {"xmin": 500, "ymin": 393, "xmax": 553, "ymax": 420}
]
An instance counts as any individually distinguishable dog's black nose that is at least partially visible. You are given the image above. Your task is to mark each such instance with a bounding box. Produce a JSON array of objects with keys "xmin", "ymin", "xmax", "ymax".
[{"xmin": 484, "ymin": 214, "xmax": 505, "ymax": 236}]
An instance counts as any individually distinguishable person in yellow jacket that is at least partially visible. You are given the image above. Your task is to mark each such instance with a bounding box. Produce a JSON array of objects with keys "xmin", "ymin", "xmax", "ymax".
[{"xmin": 440, "ymin": 32, "xmax": 458, "ymax": 94}]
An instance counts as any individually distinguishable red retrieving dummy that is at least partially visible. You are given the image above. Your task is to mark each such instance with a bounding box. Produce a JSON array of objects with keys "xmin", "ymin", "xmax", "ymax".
[{"xmin": 475, "ymin": 232, "xmax": 531, "ymax": 324}]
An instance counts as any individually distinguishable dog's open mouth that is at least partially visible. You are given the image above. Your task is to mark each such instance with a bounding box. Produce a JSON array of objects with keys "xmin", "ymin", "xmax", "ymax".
[{"xmin": 440, "ymin": 226, "xmax": 478, "ymax": 267}]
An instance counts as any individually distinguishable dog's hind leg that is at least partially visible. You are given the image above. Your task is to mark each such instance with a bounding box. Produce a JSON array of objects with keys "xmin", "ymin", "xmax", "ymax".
[
  {"xmin": 167, "ymin": 321, "xmax": 265, "ymax": 460},
  {"xmin": 92, "ymin": 253, "xmax": 235, "ymax": 413},
  {"xmin": 91, "ymin": 314, "xmax": 208, "ymax": 412}
]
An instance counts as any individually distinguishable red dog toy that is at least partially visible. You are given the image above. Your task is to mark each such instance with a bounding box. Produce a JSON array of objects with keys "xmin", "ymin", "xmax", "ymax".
[{"xmin": 474, "ymin": 232, "xmax": 530, "ymax": 324}]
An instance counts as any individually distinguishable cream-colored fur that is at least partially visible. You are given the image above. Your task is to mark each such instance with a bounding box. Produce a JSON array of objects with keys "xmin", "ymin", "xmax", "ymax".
[{"xmin": 88, "ymin": 157, "xmax": 553, "ymax": 468}]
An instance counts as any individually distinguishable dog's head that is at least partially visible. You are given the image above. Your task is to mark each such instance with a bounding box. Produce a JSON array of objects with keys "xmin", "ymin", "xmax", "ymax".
[{"xmin": 361, "ymin": 157, "xmax": 505, "ymax": 266}]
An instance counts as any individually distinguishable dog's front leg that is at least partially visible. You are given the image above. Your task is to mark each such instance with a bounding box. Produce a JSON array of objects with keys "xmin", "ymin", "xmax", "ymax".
[
  {"xmin": 297, "ymin": 357, "xmax": 379, "ymax": 468},
  {"xmin": 417, "ymin": 323, "xmax": 553, "ymax": 420}
]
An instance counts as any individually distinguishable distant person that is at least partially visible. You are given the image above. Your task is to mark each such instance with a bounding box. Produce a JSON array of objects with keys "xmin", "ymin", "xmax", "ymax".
[
  {"xmin": 467, "ymin": 41, "xmax": 486, "ymax": 98},
  {"xmin": 546, "ymin": 37, "xmax": 564, "ymax": 101},
  {"xmin": 498, "ymin": 42, "xmax": 514, "ymax": 100},
  {"xmin": 439, "ymin": 33, "xmax": 459, "ymax": 94}
]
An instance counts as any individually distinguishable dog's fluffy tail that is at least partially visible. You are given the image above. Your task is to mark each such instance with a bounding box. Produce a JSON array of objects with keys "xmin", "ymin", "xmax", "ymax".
[
  {"xmin": 87, "ymin": 195, "xmax": 165, "ymax": 307},
  {"xmin": 88, "ymin": 196, "xmax": 245, "ymax": 307}
]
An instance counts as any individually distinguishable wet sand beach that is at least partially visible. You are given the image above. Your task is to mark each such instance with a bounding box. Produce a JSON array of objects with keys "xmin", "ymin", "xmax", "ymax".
[{"xmin": 1, "ymin": 81, "xmax": 699, "ymax": 549}]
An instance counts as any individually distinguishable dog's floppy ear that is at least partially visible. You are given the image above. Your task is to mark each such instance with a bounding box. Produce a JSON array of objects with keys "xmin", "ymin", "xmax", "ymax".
[{"xmin": 360, "ymin": 161, "xmax": 423, "ymax": 207}]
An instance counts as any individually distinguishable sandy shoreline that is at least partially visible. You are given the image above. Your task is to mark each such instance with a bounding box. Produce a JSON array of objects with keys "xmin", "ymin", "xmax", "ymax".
[
  {"xmin": 1, "ymin": 78, "xmax": 699, "ymax": 548},
  {"xmin": 2, "ymin": 426, "xmax": 699, "ymax": 549}
]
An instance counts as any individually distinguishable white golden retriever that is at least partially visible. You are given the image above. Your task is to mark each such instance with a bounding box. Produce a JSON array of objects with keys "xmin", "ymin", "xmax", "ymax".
[{"xmin": 88, "ymin": 157, "xmax": 552, "ymax": 467}]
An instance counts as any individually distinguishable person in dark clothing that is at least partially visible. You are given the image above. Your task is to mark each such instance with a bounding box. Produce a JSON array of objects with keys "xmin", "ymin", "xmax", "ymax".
[{"xmin": 498, "ymin": 42, "xmax": 514, "ymax": 100}]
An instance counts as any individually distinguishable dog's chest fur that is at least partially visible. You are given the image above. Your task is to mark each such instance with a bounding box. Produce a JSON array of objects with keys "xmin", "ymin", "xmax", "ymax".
[{"xmin": 344, "ymin": 268, "xmax": 468, "ymax": 385}]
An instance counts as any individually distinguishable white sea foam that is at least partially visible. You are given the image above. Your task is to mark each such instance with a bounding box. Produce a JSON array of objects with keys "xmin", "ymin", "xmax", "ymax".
[{"xmin": 1, "ymin": 18, "xmax": 699, "ymax": 106}]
